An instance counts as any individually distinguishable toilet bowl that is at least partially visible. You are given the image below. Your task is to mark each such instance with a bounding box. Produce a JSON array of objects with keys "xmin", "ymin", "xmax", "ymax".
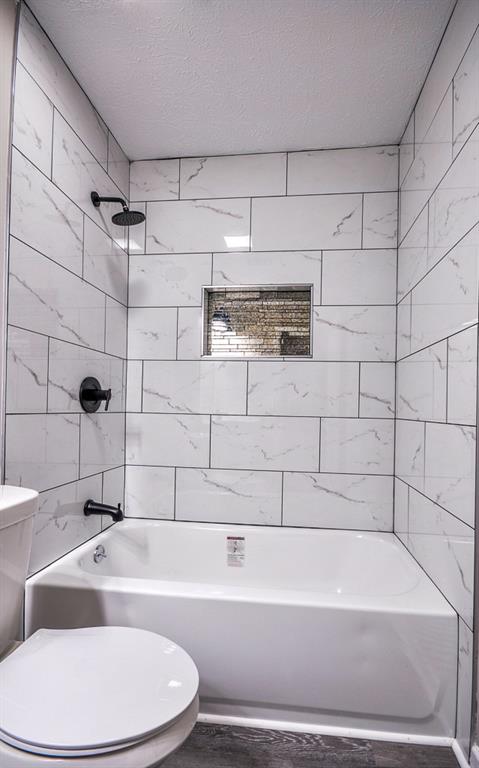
[{"xmin": 0, "ymin": 626, "xmax": 199, "ymax": 767}]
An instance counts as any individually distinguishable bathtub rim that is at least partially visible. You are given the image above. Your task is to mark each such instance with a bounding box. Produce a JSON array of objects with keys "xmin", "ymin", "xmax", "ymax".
[{"xmin": 25, "ymin": 518, "xmax": 457, "ymax": 617}]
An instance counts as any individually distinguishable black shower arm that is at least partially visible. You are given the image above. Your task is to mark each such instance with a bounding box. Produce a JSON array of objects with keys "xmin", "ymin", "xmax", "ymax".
[{"xmin": 91, "ymin": 191, "xmax": 128, "ymax": 211}]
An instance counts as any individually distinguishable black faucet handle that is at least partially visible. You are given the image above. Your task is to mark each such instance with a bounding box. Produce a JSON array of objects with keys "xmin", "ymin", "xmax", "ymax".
[{"xmin": 79, "ymin": 378, "xmax": 112, "ymax": 413}]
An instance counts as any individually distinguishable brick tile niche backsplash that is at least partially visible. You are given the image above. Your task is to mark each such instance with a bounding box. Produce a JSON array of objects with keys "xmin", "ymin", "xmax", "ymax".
[
  {"xmin": 126, "ymin": 145, "xmax": 399, "ymax": 532},
  {"xmin": 204, "ymin": 287, "xmax": 312, "ymax": 357}
]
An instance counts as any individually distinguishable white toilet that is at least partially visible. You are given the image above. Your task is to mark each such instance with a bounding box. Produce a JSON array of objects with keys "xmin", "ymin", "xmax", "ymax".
[{"xmin": 0, "ymin": 486, "xmax": 199, "ymax": 767}]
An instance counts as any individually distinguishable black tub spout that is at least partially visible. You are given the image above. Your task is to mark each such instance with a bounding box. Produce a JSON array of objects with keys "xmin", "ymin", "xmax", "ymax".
[{"xmin": 84, "ymin": 499, "xmax": 124, "ymax": 522}]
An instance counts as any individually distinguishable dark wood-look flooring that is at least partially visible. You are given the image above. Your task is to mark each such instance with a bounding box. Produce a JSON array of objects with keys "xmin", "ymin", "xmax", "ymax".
[{"xmin": 165, "ymin": 723, "xmax": 460, "ymax": 768}]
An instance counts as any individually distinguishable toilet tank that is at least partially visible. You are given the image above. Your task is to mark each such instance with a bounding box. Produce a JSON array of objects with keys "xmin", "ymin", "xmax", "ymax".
[{"xmin": 0, "ymin": 486, "xmax": 37, "ymax": 657}]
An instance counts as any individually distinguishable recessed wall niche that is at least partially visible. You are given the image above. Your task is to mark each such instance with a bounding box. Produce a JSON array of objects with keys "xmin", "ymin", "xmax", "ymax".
[{"xmin": 202, "ymin": 285, "xmax": 312, "ymax": 358}]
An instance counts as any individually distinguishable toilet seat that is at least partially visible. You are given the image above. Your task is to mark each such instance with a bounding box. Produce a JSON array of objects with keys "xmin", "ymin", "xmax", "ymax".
[{"xmin": 0, "ymin": 626, "xmax": 199, "ymax": 759}]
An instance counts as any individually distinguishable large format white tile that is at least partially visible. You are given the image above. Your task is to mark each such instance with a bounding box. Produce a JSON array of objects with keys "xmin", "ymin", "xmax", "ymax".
[
  {"xmin": 128, "ymin": 307, "xmax": 177, "ymax": 360},
  {"xmin": 400, "ymin": 87, "xmax": 453, "ymax": 237},
  {"xmin": 213, "ymin": 250, "xmax": 321, "ymax": 302},
  {"xmin": 413, "ymin": 0, "xmax": 479, "ymax": 147},
  {"xmin": 313, "ymin": 306, "xmax": 395, "ymax": 362},
  {"xmin": 47, "ymin": 339, "xmax": 125, "ymax": 413},
  {"xmin": 362, "ymin": 192, "xmax": 397, "ymax": 248},
  {"xmin": 83, "ymin": 217, "xmax": 128, "ymax": 304},
  {"xmin": 287, "ymin": 146, "xmax": 398, "ymax": 195},
  {"xmin": 448, "ymin": 325, "xmax": 478, "ymax": 425},
  {"xmin": 359, "ymin": 363, "xmax": 395, "ymax": 418},
  {"xmin": 146, "ymin": 198, "xmax": 250, "ymax": 253},
  {"xmin": 251, "ymin": 194, "xmax": 362, "ymax": 251},
  {"xmin": 5, "ymin": 413, "xmax": 79, "ymax": 491},
  {"xmin": 399, "ymin": 189, "xmax": 428, "ymax": 245},
  {"xmin": 6, "ymin": 327, "xmax": 48, "ymax": 414},
  {"xmin": 176, "ymin": 468, "xmax": 282, "ymax": 525},
  {"xmin": 28, "ymin": 475, "xmax": 103, "ymax": 575},
  {"xmin": 143, "ymin": 360, "xmax": 247, "ymax": 414},
  {"xmin": 125, "ymin": 466, "xmax": 175, "ymax": 519},
  {"xmin": 130, "ymin": 159, "xmax": 179, "ymax": 201},
  {"xmin": 13, "ymin": 62, "xmax": 53, "ymax": 176},
  {"xmin": 102, "ymin": 466, "xmax": 125, "ymax": 513},
  {"xmin": 399, "ymin": 113, "xmax": 415, "ymax": 186},
  {"xmin": 411, "ymin": 225, "xmax": 479, "ymax": 354},
  {"xmin": 11, "ymin": 149, "xmax": 83, "ymax": 275},
  {"xmin": 396, "ymin": 341, "xmax": 447, "ymax": 422},
  {"xmin": 211, "ymin": 415, "xmax": 319, "ymax": 472},
  {"xmin": 17, "ymin": 5, "xmax": 108, "ymax": 165},
  {"xmin": 453, "ymin": 27, "xmax": 479, "ymax": 155},
  {"xmin": 320, "ymin": 418, "xmax": 394, "ymax": 475},
  {"xmin": 126, "ymin": 413, "xmax": 210, "ymax": 467},
  {"xmin": 180, "ymin": 153, "xmax": 286, "ymax": 198},
  {"xmin": 129, "ymin": 253, "xmax": 212, "ymax": 307},
  {"xmin": 394, "ymin": 478, "xmax": 409, "ymax": 546},
  {"xmin": 283, "ymin": 473, "xmax": 393, "ymax": 531},
  {"xmin": 321, "ymin": 249, "xmax": 396, "ymax": 305},
  {"xmin": 247, "ymin": 361, "xmax": 359, "ymax": 417},
  {"xmin": 52, "ymin": 113, "xmax": 126, "ymax": 242},
  {"xmin": 397, "ymin": 294, "xmax": 412, "ymax": 360},
  {"xmin": 177, "ymin": 307, "xmax": 203, "ymax": 360},
  {"xmin": 128, "ymin": 202, "xmax": 146, "ymax": 254},
  {"xmin": 126, "ymin": 360, "xmax": 143, "ymax": 413},
  {"xmin": 427, "ymin": 132, "xmax": 479, "ymax": 269},
  {"xmin": 395, "ymin": 419, "xmax": 425, "ymax": 492},
  {"xmin": 424, "ymin": 422, "xmax": 476, "ymax": 526},
  {"xmin": 79, "ymin": 413, "xmax": 125, "ymax": 477},
  {"xmin": 9, "ymin": 238, "xmax": 105, "ymax": 351},
  {"xmin": 456, "ymin": 619, "xmax": 473, "ymax": 757},
  {"xmin": 407, "ymin": 487, "xmax": 473, "ymax": 628},
  {"xmin": 105, "ymin": 297, "xmax": 127, "ymax": 359},
  {"xmin": 107, "ymin": 133, "xmax": 129, "ymax": 198},
  {"xmin": 397, "ymin": 206, "xmax": 428, "ymax": 299}
]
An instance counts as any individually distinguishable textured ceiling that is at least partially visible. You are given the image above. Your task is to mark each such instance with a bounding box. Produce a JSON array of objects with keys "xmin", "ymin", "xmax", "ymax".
[{"xmin": 27, "ymin": 0, "xmax": 455, "ymax": 160}]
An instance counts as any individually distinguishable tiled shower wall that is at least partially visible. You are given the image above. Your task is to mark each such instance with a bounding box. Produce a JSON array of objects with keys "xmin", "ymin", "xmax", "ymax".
[
  {"xmin": 125, "ymin": 147, "xmax": 398, "ymax": 529},
  {"xmin": 4, "ymin": 5, "xmax": 128, "ymax": 574},
  {"xmin": 394, "ymin": 0, "xmax": 479, "ymax": 760}
]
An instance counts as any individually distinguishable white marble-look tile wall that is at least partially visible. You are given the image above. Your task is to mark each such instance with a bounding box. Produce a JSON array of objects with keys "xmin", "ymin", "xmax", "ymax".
[
  {"xmin": 127, "ymin": 144, "xmax": 398, "ymax": 531},
  {"xmin": 396, "ymin": 5, "xmax": 478, "ymax": 759},
  {"xmin": 6, "ymin": 7, "xmax": 128, "ymax": 574}
]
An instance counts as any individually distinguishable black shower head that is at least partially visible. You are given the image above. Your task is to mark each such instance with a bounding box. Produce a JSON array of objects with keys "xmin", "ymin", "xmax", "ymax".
[
  {"xmin": 111, "ymin": 209, "xmax": 145, "ymax": 227},
  {"xmin": 91, "ymin": 191, "xmax": 145, "ymax": 227}
]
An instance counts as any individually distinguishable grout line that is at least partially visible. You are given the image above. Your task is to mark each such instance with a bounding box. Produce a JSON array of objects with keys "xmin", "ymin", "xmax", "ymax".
[
  {"xmin": 50, "ymin": 106, "xmax": 55, "ymax": 181},
  {"xmin": 317, "ymin": 418, "xmax": 322, "ymax": 472},
  {"xmin": 208, "ymin": 415, "xmax": 212, "ymax": 468},
  {"xmin": 358, "ymin": 363, "xmax": 361, "ymax": 417},
  {"xmin": 280, "ymin": 472, "xmax": 284, "ymax": 525},
  {"xmin": 360, "ymin": 193, "xmax": 364, "ymax": 249},
  {"xmin": 173, "ymin": 466, "xmax": 177, "ymax": 520}
]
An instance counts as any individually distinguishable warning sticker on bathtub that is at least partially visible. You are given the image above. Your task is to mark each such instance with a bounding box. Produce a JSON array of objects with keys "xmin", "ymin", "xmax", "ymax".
[{"xmin": 227, "ymin": 536, "xmax": 245, "ymax": 567}]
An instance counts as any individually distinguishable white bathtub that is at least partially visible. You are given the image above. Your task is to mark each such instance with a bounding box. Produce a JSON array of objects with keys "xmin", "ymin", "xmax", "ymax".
[{"xmin": 25, "ymin": 520, "xmax": 457, "ymax": 742}]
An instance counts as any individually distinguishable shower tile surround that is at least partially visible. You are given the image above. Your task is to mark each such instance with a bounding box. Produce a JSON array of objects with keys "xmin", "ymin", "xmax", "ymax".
[
  {"xmin": 3, "ymin": 0, "xmax": 478, "ymax": 760},
  {"xmin": 395, "ymin": 0, "xmax": 479, "ymax": 762},
  {"xmin": 126, "ymin": 146, "xmax": 398, "ymax": 531},
  {"xmin": 4, "ymin": 4, "xmax": 128, "ymax": 574}
]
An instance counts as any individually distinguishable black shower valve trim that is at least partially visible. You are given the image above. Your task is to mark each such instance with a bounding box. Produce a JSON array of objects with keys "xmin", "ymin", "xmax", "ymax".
[{"xmin": 79, "ymin": 377, "xmax": 112, "ymax": 412}]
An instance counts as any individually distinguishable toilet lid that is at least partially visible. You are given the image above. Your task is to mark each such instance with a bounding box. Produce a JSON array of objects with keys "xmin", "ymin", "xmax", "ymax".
[{"xmin": 0, "ymin": 626, "xmax": 199, "ymax": 757}]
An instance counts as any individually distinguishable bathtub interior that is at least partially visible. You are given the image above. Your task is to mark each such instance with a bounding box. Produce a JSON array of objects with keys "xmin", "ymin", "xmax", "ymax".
[{"xmin": 76, "ymin": 520, "xmax": 422, "ymax": 598}]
